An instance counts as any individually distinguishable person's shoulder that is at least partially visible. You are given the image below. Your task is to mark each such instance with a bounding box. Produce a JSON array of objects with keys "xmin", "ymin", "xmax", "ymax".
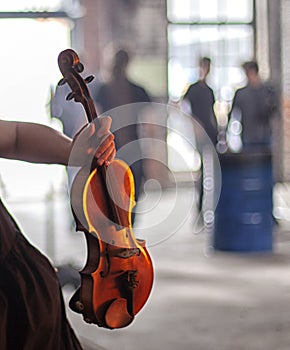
[
  {"xmin": 129, "ymin": 80, "xmax": 146, "ymax": 93},
  {"xmin": 231, "ymin": 86, "xmax": 248, "ymax": 105},
  {"xmin": 188, "ymin": 81, "xmax": 199, "ymax": 89},
  {"xmin": 235, "ymin": 85, "xmax": 249, "ymax": 95},
  {"xmin": 129, "ymin": 80, "xmax": 151, "ymax": 101},
  {"xmin": 184, "ymin": 82, "xmax": 199, "ymax": 95},
  {"xmin": 205, "ymin": 83, "xmax": 214, "ymax": 93}
]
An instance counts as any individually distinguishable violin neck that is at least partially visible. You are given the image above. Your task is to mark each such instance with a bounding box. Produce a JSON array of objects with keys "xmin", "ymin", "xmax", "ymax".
[{"xmin": 84, "ymin": 97, "xmax": 99, "ymax": 124}]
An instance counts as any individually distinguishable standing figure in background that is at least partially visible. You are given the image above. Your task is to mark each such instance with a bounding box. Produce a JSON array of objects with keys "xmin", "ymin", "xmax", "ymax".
[
  {"xmin": 50, "ymin": 83, "xmax": 87, "ymax": 188},
  {"xmin": 51, "ymin": 83, "xmax": 87, "ymax": 139},
  {"xmin": 182, "ymin": 57, "xmax": 217, "ymax": 145},
  {"xmin": 51, "ymin": 81, "xmax": 98, "ymax": 187},
  {"xmin": 94, "ymin": 49, "xmax": 152, "ymax": 224},
  {"xmin": 182, "ymin": 57, "xmax": 218, "ymax": 219},
  {"xmin": 229, "ymin": 60, "xmax": 280, "ymax": 153}
]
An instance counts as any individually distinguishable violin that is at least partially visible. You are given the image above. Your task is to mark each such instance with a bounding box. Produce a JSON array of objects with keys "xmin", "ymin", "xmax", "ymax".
[{"xmin": 57, "ymin": 49, "xmax": 154, "ymax": 329}]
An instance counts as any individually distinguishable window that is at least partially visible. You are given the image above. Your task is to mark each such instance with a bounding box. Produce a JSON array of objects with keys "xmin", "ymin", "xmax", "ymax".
[
  {"xmin": 0, "ymin": 0, "xmax": 62, "ymax": 12},
  {"xmin": 0, "ymin": 15, "xmax": 71, "ymax": 199},
  {"xmin": 167, "ymin": 0, "xmax": 253, "ymax": 23},
  {"xmin": 167, "ymin": 0, "xmax": 254, "ymax": 101}
]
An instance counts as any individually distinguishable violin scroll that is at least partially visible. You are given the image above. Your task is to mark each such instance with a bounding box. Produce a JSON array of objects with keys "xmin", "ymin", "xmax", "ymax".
[{"xmin": 57, "ymin": 49, "xmax": 97, "ymax": 121}]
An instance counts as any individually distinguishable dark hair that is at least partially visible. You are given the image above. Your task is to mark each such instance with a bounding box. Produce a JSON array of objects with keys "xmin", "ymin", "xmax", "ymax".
[
  {"xmin": 199, "ymin": 57, "xmax": 211, "ymax": 66},
  {"xmin": 242, "ymin": 60, "xmax": 259, "ymax": 73},
  {"xmin": 114, "ymin": 49, "xmax": 130, "ymax": 66},
  {"xmin": 112, "ymin": 49, "xmax": 130, "ymax": 76}
]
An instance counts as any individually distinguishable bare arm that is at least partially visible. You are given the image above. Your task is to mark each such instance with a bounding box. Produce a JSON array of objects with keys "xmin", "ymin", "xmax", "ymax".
[
  {"xmin": 0, "ymin": 120, "xmax": 71, "ymax": 164},
  {"xmin": 0, "ymin": 119, "xmax": 115, "ymax": 166}
]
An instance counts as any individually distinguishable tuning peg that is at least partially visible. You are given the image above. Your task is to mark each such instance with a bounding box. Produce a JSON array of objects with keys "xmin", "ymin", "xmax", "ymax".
[
  {"xmin": 66, "ymin": 92, "xmax": 75, "ymax": 101},
  {"xmin": 76, "ymin": 62, "xmax": 84, "ymax": 73},
  {"xmin": 58, "ymin": 78, "xmax": 67, "ymax": 86},
  {"xmin": 85, "ymin": 75, "xmax": 94, "ymax": 83}
]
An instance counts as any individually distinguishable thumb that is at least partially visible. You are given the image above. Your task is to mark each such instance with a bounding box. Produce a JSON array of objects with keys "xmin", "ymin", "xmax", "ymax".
[{"xmin": 96, "ymin": 115, "xmax": 112, "ymax": 139}]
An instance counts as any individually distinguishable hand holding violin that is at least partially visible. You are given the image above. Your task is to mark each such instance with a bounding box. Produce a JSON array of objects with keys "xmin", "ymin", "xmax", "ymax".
[{"xmin": 70, "ymin": 116, "xmax": 116, "ymax": 167}]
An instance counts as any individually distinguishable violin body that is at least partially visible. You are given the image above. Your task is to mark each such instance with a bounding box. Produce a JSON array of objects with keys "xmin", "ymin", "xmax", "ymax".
[
  {"xmin": 58, "ymin": 49, "xmax": 154, "ymax": 329},
  {"xmin": 70, "ymin": 159, "xmax": 153, "ymax": 328}
]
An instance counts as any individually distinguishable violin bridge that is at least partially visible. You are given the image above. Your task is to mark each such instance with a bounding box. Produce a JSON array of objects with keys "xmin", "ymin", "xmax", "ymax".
[{"xmin": 114, "ymin": 248, "xmax": 139, "ymax": 259}]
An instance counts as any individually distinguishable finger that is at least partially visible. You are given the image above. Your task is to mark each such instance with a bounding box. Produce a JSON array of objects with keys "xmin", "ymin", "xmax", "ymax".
[
  {"xmin": 97, "ymin": 143, "xmax": 116, "ymax": 164},
  {"xmin": 105, "ymin": 148, "xmax": 116, "ymax": 166},
  {"xmin": 95, "ymin": 134, "xmax": 115, "ymax": 158},
  {"xmin": 98, "ymin": 115, "xmax": 112, "ymax": 128},
  {"xmin": 96, "ymin": 142, "xmax": 116, "ymax": 166},
  {"xmin": 100, "ymin": 144, "xmax": 116, "ymax": 166},
  {"xmin": 87, "ymin": 122, "xmax": 96, "ymax": 136},
  {"xmin": 96, "ymin": 116, "xmax": 112, "ymax": 139}
]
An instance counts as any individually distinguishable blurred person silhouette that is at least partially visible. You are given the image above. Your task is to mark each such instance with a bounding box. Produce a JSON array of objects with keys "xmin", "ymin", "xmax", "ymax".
[
  {"xmin": 94, "ymin": 48, "xmax": 152, "ymax": 224},
  {"xmin": 51, "ymin": 83, "xmax": 87, "ymax": 139},
  {"xmin": 0, "ymin": 117, "xmax": 115, "ymax": 349},
  {"xmin": 50, "ymin": 83, "xmax": 86, "ymax": 188},
  {"xmin": 50, "ymin": 76, "xmax": 101, "ymax": 186},
  {"xmin": 181, "ymin": 57, "xmax": 218, "ymax": 220},
  {"xmin": 182, "ymin": 57, "xmax": 217, "ymax": 145},
  {"xmin": 213, "ymin": 61, "xmax": 281, "ymax": 250},
  {"xmin": 229, "ymin": 60, "xmax": 280, "ymax": 152}
]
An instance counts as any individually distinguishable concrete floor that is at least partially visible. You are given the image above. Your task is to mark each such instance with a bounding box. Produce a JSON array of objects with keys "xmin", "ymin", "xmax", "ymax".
[{"xmin": 62, "ymin": 188, "xmax": 290, "ymax": 350}]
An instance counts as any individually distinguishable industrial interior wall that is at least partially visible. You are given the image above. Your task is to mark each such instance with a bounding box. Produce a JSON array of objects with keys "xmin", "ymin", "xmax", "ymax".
[{"xmin": 72, "ymin": 0, "xmax": 171, "ymax": 187}]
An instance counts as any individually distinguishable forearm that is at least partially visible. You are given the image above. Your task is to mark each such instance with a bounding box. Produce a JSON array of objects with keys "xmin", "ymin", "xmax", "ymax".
[{"xmin": 0, "ymin": 121, "xmax": 72, "ymax": 165}]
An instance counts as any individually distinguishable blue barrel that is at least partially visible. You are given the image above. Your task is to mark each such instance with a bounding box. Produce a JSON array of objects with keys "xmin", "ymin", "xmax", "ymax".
[{"xmin": 213, "ymin": 152, "xmax": 273, "ymax": 252}]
